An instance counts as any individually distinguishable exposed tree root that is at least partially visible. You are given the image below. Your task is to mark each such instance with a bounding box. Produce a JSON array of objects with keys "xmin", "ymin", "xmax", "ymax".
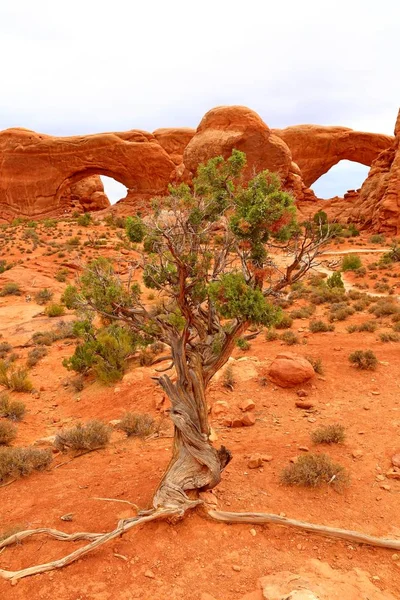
[
  {"xmin": 0, "ymin": 508, "xmax": 179, "ymax": 582},
  {"xmin": 206, "ymin": 509, "xmax": 400, "ymax": 551}
]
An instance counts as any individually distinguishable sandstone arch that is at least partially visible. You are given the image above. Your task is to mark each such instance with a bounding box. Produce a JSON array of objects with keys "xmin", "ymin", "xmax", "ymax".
[
  {"xmin": 273, "ymin": 124, "xmax": 393, "ymax": 187},
  {"xmin": 0, "ymin": 127, "xmax": 176, "ymax": 221}
]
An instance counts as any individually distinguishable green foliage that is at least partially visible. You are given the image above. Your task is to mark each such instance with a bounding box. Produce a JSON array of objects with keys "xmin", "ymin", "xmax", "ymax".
[
  {"xmin": 0, "ymin": 447, "xmax": 52, "ymax": 482},
  {"xmin": 126, "ymin": 216, "xmax": 146, "ymax": 243},
  {"xmin": 326, "ymin": 271, "xmax": 344, "ymax": 290},
  {"xmin": 275, "ymin": 313, "xmax": 293, "ymax": 329},
  {"xmin": 0, "ymin": 282, "xmax": 21, "ymax": 296},
  {"xmin": 369, "ymin": 234, "xmax": 385, "ymax": 244},
  {"xmin": 311, "ymin": 424, "xmax": 345, "ymax": 445},
  {"xmin": 349, "ymin": 350, "xmax": 378, "ymax": 370},
  {"xmin": 63, "ymin": 322, "xmax": 138, "ymax": 383},
  {"xmin": 0, "ymin": 395, "xmax": 26, "ymax": 421},
  {"xmin": 77, "ymin": 213, "xmax": 92, "ymax": 227},
  {"xmin": 45, "ymin": 303, "xmax": 65, "ymax": 318},
  {"xmin": 281, "ymin": 453, "xmax": 348, "ymax": 488},
  {"xmin": 209, "ymin": 273, "xmax": 281, "ymax": 326},
  {"xmin": 236, "ymin": 337, "xmax": 250, "ymax": 351},
  {"xmin": 341, "ymin": 254, "xmax": 362, "ymax": 272},
  {"xmin": 313, "ymin": 210, "xmax": 328, "ymax": 226},
  {"xmin": 34, "ymin": 288, "xmax": 53, "ymax": 305},
  {"xmin": 55, "ymin": 420, "xmax": 111, "ymax": 452}
]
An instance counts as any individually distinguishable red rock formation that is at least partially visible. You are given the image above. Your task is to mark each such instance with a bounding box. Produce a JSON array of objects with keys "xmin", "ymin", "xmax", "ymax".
[
  {"xmin": 183, "ymin": 106, "xmax": 292, "ymax": 182},
  {"xmin": 346, "ymin": 110, "xmax": 400, "ymax": 233},
  {"xmin": 60, "ymin": 176, "xmax": 111, "ymax": 213},
  {"xmin": 0, "ymin": 127, "xmax": 176, "ymax": 221},
  {"xmin": 273, "ymin": 124, "xmax": 393, "ymax": 187},
  {"xmin": 153, "ymin": 128, "xmax": 195, "ymax": 165}
]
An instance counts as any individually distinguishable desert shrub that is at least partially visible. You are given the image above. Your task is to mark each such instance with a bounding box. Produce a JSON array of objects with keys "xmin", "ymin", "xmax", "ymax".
[
  {"xmin": 328, "ymin": 303, "xmax": 354, "ymax": 322},
  {"xmin": 309, "ymin": 285, "xmax": 345, "ymax": 305},
  {"xmin": 392, "ymin": 322, "xmax": 400, "ymax": 332},
  {"xmin": 70, "ymin": 375, "xmax": 84, "ymax": 392},
  {"xmin": 369, "ymin": 300, "xmax": 399, "ymax": 317},
  {"xmin": 306, "ymin": 356, "xmax": 323, "ymax": 375},
  {"xmin": 290, "ymin": 305, "xmax": 315, "ymax": 319},
  {"xmin": 117, "ymin": 412, "xmax": 156, "ymax": 438},
  {"xmin": 347, "ymin": 324, "xmax": 358, "ymax": 333},
  {"xmin": 0, "ymin": 282, "xmax": 21, "ymax": 296},
  {"xmin": 43, "ymin": 218, "xmax": 57, "ymax": 229},
  {"xmin": 311, "ymin": 424, "xmax": 345, "ymax": 445},
  {"xmin": 0, "ymin": 395, "xmax": 26, "ymax": 421},
  {"xmin": 0, "ymin": 421, "xmax": 17, "ymax": 445},
  {"xmin": 55, "ymin": 268, "xmax": 69, "ymax": 282},
  {"xmin": 125, "ymin": 216, "xmax": 146, "ymax": 243},
  {"xmin": 26, "ymin": 346, "xmax": 48, "ymax": 367},
  {"xmin": 0, "ymin": 260, "xmax": 12, "ymax": 274},
  {"xmin": 66, "ymin": 236, "xmax": 80, "ymax": 248},
  {"xmin": 280, "ymin": 331, "xmax": 299, "ymax": 345},
  {"xmin": 281, "ymin": 453, "xmax": 348, "ymax": 488},
  {"xmin": 358, "ymin": 321, "xmax": 377, "ymax": 333},
  {"xmin": 236, "ymin": 337, "xmax": 250, "ymax": 351},
  {"xmin": 0, "ymin": 342, "xmax": 12, "ymax": 359},
  {"xmin": 380, "ymin": 243, "xmax": 400, "ymax": 265},
  {"xmin": 275, "ymin": 313, "xmax": 293, "ymax": 329},
  {"xmin": 63, "ymin": 323, "xmax": 139, "ymax": 383},
  {"xmin": 349, "ymin": 350, "xmax": 378, "ymax": 370},
  {"xmin": 222, "ymin": 365, "xmax": 235, "ymax": 389},
  {"xmin": 54, "ymin": 420, "xmax": 111, "ymax": 453},
  {"xmin": 0, "ymin": 447, "xmax": 52, "ymax": 482},
  {"xmin": 369, "ymin": 234, "xmax": 385, "ymax": 244},
  {"xmin": 326, "ymin": 271, "xmax": 344, "ymax": 290},
  {"xmin": 265, "ymin": 328, "xmax": 278, "ymax": 341},
  {"xmin": 77, "ymin": 213, "xmax": 92, "ymax": 227},
  {"xmin": 45, "ymin": 303, "xmax": 65, "ymax": 318},
  {"xmin": 379, "ymin": 332, "xmax": 400, "ymax": 343},
  {"xmin": 0, "ymin": 361, "xmax": 33, "ymax": 392},
  {"xmin": 138, "ymin": 348, "xmax": 155, "ymax": 366},
  {"xmin": 309, "ymin": 319, "xmax": 334, "ymax": 333},
  {"xmin": 34, "ymin": 288, "xmax": 53, "ymax": 305},
  {"xmin": 341, "ymin": 254, "xmax": 362, "ymax": 272}
]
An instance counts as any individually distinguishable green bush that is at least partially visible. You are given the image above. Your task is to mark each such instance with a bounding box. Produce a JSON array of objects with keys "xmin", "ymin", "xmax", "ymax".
[
  {"xmin": 236, "ymin": 337, "xmax": 250, "ymax": 351},
  {"xmin": 0, "ymin": 282, "xmax": 21, "ymax": 296},
  {"xmin": 117, "ymin": 413, "xmax": 156, "ymax": 438},
  {"xmin": 309, "ymin": 319, "xmax": 334, "ymax": 333},
  {"xmin": 349, "ymin": 350, "xmax": 378, "ymax": 370},
  {"xmin": 77, "ymin": 213, "xmax": 92, "ymax": 227},
  {"xmin": 45, "ymin": 303, "xmax": 65, "ymax": 318},
  {"xmin": 281, "ymin": 453, "xmax": 348, "ymax": 488},
  {"xmin": 341, "ymin": 254, "xmax": 362, "ymax": 272},
  {"xmin": 326, "ymin": 271, "xmax": 344, "ymax": 290},
  {"xmin": 54, "ymin": 420, "xmax": 111, "ymax": 453},
  {"xmin": 126, "ymin": 216, "xmax": 146, "ymax": 243},
  {"xmin": 275, "ymin": 313, "xmax": 293, "ymax": 329},
  {"xmin": 0, "ymin": 447, "xmax": 52, "ymax": 482},
  {"xmin": 311, "ymin": 424, "xmax": 345, "ymax": 445},
  {"xmin": 369, "ymin": 234, "xmax": 385, "ymax": 244},
  {"xmin": 55, "ymin": 268, "xmax": 69, "ymax": 282},
  {"xmin": 265, "ymin": 328, "xmax": 279, "ymax": 342}
]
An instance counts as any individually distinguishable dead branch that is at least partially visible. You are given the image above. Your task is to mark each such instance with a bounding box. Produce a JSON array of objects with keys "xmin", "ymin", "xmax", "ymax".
[
  {"xmin": 0, "ymin": 508, "xmax": 179, "ymax": 582},
  {"xmin": 207, "ymin": 509, "xmax": 400, "ymax": 551}
]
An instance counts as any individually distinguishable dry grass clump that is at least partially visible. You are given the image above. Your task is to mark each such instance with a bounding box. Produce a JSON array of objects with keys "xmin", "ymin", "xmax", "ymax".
[
  {"xmin": 0, "ymin": 421, "xmax": 17, "ymax": 445},
  {"xmin": 54, "ymin": 420, "xmax": 111, "ymax": 453},
  {"xmin": 0, "ymin": 361, "xmax": 33, "ymax": 392},
  {"xmin": 349, "ymin": 350, "xmax": 378, "ymax": 370},
  {"xmin": 311, "ymin": 424, "xmax": 345, "ymax": 445},
  {"xmin": 0, "ymin": 447, "xmax": 52, "ymax": 482},
  {"xmin": 281, "ymin": 453, "xmax": 348, "ymax": 488},
  {"xmin": 379, "ymin": 332, "xmax": 400, "ymax": 343},
  {"xmin": 275, "ymin": 313, "xmax": 293, "ymax": 329},
  {"xmin": 309, "ymin": 319, "xmax": 334, "ymax": 333},
  {"xmin": 26, "ymin": 346, "xmax": 48, "ymax": 367},
  {"xmin": 305, "ymin": 355, "xmax": 323, "ymax": 374},
  {"xmin": 0, "ymin": 395, "xmax": 26, "ymax": 421},
  {"xmin": 280, "ymin": 331, "xmax": 299, "ymax": 345},
  {"xmin": 0, "ymin": 342, "xmax": 12, "ymax": 359},
  {"xmin": 117, "ymin": 412, "xmax": 156, "ymax": 438},
  {"xmin": 222, "ymin": 365, "xmax": 235, "ymax": 390}
]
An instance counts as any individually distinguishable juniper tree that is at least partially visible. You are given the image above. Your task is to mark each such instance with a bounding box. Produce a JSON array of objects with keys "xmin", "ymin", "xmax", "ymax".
[{"xmin": 63, "ymin": 150, "xmax": 330, "ymax": 512}]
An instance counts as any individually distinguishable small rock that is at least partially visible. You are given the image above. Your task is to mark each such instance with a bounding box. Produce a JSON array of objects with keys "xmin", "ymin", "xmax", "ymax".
[
  {"xmin": 250, "ymin": 528, "xmax": 257, "ymax": 536},
  {"xmin": 60, "ymin": 513, "xmax": 73, "ymax": 521},
  {"xmin": 295, "ymin": 401, "xmax": 314, "ymax": 410},
  {"xmin": 352, "ymin": 449, "xmax": 364, "ymax": 459},
  {"xmin": 296, "ymin": 389, "xmax": 308, "ymax": 398},
  {"xmin": 392, "ymin": 553, "xmax": 400, "ymax": 561},
  {"xmin": 144, "ymin": 570, "xmax": 155, "ymax": 579},
  {"xmin": 241, "ymin": 412, "xmax": 256, "ymax": 427},
  {"xmin": 114, "ymin": 387, "xmax": 121, "ymax": 393},
  {"xmin": 391, "ymin": 454, "xmax": 400, "ymax": 468},
  {"xmin": 262, "ymin": 455, "xmax": 273, "ymax": 462},
  {"xmin": 232, "ymin": 565, "xmax": 241, "ymax": 572},
  {"xmin": 380, "ymin": 484, "xmax": 391, "ymax": 491},
  {"xmin": 212, "ymin": 400, "xmax": 230, "ymax": 416},
  {"xmin": 209, "ymin": 427, "xmax": 218, "ymax": 442},
  {"xmin": 290, "ymin": 456, "xmax": 298, "ymax": 463},
  {"xmin": 33, "ymin": 435, "xmax": 57, "ymax": 448},
  {"xmin": 386, "ymin": 467, "xmax": 400, "ymax": 480},
  {"xmin": 248, "ymin": 454, "xmax": 263, "ymax": 469},
  {"xmin": 109, "ymin": 419, "xmax": 122, "ymax": 428},
  {"xmin": 238, "ymin": 398, "xmax": 255, "ymax": 412},
  {"xmin": 231, "ymin": 417, "xmax": 243, "ymax": 428},
  {"xmin": 298, "ymin": 446, "xmax": 309, "ymax": 452}
]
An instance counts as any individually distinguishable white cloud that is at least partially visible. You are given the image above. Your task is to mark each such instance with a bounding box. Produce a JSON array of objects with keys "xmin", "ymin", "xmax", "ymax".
[{"xmin": 1, "ymin": 0, "xmax": 399, "ymax": 196}]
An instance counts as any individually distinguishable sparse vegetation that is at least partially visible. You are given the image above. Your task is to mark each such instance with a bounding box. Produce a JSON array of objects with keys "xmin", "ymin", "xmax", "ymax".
[
  {"xmin": 54, "ymin": 420, "xmax": 111, "ymax": 453},
  {"xmin": 0, "ymin": 421, "xmax": 17, "ymax": 445},
  {"xmin": 0, "ymin": 447, "xmax": 52, "ymax": 482},
  {"xmin": 222, "ymin": 364, "xmax": 235, "ymax": 389},
  {"xmin": 275, "ymin": 313, "xmax": 293, "ymax": 329},
  {"xmin": 326, "ymin": 271, "xmax": 344, "ymax": 289},
  {"xmin": 0, "ymin": 361, "xmax": 33, "ymax": 392},
  {"xmin": 26, "ymin": 346, "xmax": 48, "ymax": 367},
  {"xmin": 379, "ymin": 332, "xmax": 400, "ymax": 343},
  {"xmin": 236, "ymin": 337, "xmax": 250, "ymax": 351},
  {"xmin": 117, "ymin": 412, "xmax": 156, "ymax": 438},
  {"xmin": 349, "ymin": 350, "xmax": 378, "ymax": 370},
  {"xmin": 281, "ymin": 453, "xmax": 348, "ymax": 488},
  {"xmin": 311, "ymin": 424, "xmax": 345, "ymax": 445},
  {"xmin": 77, "ymin": 213, "xmax": 92, "ymax": 227},
  {"xmin": 306, "ymin": 355, "xmax": 323, "ymax": 375},
  {"xmin": 280, "ymin": 330, "xmax": 299, "ymax": 345},
  {"xmin": 45, "ymin": 303, "xmax": 65, "ymax": 317},
  {"xmin": 34, "ymin": 288, "xmax": 54, "ymax": 305},
  {"xmin": 309, "ymin": 319, "xmax": 334, "ymax": 333},
  {"xmin": 0, "ymin": 395, "xmax": 26, "ymax": 421},
  {"xmin": 0, "ymin": 342, "xmax": 12, "ymax": 359},
  {"xmin": 341, "ymin": 254, "xmax": 362, "ymax": 272},
  {"xmin": 0, "ymin": 282, "xmax": 21, "ymax": 296}
]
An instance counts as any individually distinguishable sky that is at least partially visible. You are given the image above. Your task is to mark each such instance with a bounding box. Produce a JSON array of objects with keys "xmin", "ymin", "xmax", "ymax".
[{"xmin": 1, "ymin": 0, "xmax": 399, "ymax": 202}]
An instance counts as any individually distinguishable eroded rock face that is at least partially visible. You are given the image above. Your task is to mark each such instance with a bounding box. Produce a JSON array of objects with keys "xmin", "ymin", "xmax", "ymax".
[
  {"xmin": 268, "ymin": 352, "xmax": 314, "ymax": 388},
  {"xmin": 60, "ymin": 175, "xmax": 111, "ymax": 213},
  {"xmin": 153, "ymin": 127, "xmax": 195, "ymax": 165},
  {"xmin": 183, "ymin": 106, "xmax": 293, "ymax": 182},
  {"xmin": 273, "ymin": 124, "xmax": 393, "ymax": 187},
  {"xmin": 346, "ymin": 110, "xmax": 400, "ymax": 233},
  {"xmin": 0, "ymin": 127, "xmax": 176, "ymax": 221}
]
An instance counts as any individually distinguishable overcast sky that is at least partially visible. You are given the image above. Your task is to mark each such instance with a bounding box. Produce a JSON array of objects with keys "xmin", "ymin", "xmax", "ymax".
[{"xmin": 1, "ymin": 0, "xmax": 399, "ymax": 201}]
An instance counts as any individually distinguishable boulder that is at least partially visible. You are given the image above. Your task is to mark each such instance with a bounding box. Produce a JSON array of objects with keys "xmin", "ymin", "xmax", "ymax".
[
  {"xmin": 268, "ymin": 352, "xmax": 314, "ymax": 388},
  {"xmin": 60, "ymin": 175, "xmax": 111, "ymax": 212}
]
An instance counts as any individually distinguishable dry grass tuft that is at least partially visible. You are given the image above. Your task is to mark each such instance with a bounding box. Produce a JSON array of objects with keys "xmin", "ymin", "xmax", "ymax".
[
  {"xmin": 311, "ymin": 424, "xmax": 345, "ymax": 445},
  {"xmin": 0, "ymin": 395, "xmax": 26, "ymax": 421},
  {"xmin": 281, "ymin": 453, "xmax": 348, "ymax": 488},
  {"xmin": 0, "ymin": 447, "xmax": 52, "ymax": 482},
  {"xmin": 117, "ymin": 413, "xmax": 156, "ymax": 438},
  {"xmin": 0, "ymin": 421, "xmax": 17, "ymax": 445},
  {"xmin": 54, "ymin": 420, "xmax": 111, "ymax": 453}
]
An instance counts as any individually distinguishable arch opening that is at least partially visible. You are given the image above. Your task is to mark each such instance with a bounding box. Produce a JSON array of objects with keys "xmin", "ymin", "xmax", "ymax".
[
  {"xmin": 100, "ymin": 176, "xmax": 128, "ymax": 205},
  {"xmin": 311, "ymin": 160, "xmax": 369, "ymax": 200}
]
